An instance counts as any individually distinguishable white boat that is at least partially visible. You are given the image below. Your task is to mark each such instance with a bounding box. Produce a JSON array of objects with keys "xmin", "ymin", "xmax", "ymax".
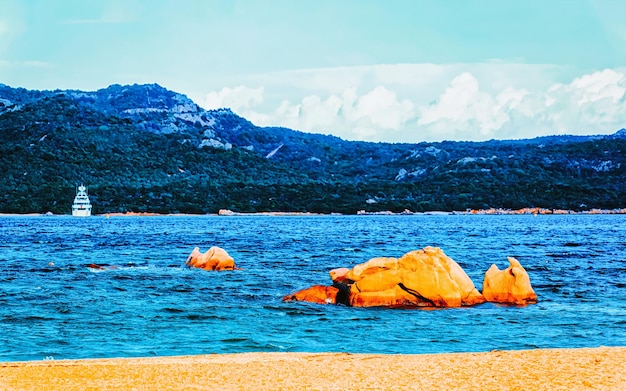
[{"xmin": 72, "ymin": 184, "xmax": 92, "ymax": 217}]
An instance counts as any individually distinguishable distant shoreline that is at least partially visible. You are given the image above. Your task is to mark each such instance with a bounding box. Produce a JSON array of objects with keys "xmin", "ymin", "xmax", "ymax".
[{"xmin": 1, "ymin": 207, "xmax": 625, "ymax": 217}]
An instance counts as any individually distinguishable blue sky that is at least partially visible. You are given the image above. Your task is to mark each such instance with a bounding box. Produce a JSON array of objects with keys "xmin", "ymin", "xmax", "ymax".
[{"xmin": 1, "ymin": 0, "xmax": 625, "ymax": 142}]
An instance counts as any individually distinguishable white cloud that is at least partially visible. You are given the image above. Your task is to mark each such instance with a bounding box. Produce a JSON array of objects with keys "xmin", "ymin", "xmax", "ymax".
[
  {"xmin": 204, "ymin": 86, "xmax": 264, "ymax": 111},
  {"xmin": 542, "ymin": 69, "xmax": 626, "ymax": 133},
  {"xmin": 570, "ymin": 69, "xmax": 625, "ymax": 105},
  {"xmin": 416, "ymin": 73, "xmax": 530, "ymax": 140},
  {"xmin": 298, "ymin": 94, "xmax": 343, "ymax": 130},
  {"xmin": 253, "ymin": 86, "xmax": 414, "ymax": 140},
  {"xmin": 351, "ymin": 86, "xmax": 414, "ymax": 129},
  {"xmin": 199, "ymin": 65, "xmax": 626, "ymax": 142}
]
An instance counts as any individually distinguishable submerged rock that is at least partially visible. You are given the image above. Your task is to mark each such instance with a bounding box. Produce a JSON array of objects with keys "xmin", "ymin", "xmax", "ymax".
[
  {"xmin": 284, "ymin": 247, "xmax": 536, "ymax": 308},
  {"xmin": 185, "ymin": 246, "xmax": 236, "ymax": 271},
  {"xmin": 482, "ymin": 257, "xmax": 537, "ymax": 305},
  {"xmin": 282, "ymin": 285, "xmax": 339, "ymax": 304},
  {"xmin": 86, "ymin": 263, "xmax": 118, "ymax": 271}
]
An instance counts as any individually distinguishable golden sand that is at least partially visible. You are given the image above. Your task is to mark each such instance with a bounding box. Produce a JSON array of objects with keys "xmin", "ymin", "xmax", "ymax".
[{"xmin": 1, "ymin": 347, "xmax": 625, "ymax": 390}]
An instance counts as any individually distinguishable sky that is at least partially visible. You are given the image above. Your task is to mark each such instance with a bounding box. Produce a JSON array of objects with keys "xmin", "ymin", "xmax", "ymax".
[{"xmin": 1, "ymin": 0, "xmax": 626, "ymax": 142}]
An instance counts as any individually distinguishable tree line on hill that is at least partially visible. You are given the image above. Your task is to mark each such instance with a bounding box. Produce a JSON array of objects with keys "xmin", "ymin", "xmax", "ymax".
[{"xmin": 1, "ymin": 83, "xmax": 625, "ymax": 214}]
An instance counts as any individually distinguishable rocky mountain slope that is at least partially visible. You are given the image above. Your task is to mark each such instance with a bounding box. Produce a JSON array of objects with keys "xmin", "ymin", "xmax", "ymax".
[{"xmin": 1, "ymin": 83, "xmax": 624, "ymax": 214}]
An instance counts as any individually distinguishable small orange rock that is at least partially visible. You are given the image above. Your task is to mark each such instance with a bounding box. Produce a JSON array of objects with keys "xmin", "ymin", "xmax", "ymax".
[
  {"xmin": 482, "ymin": 257, "xmax": 537, "ymax": 305},
  {"xmin": 282, "ymin": 285, "xmax": 339, "ymax": 304},
  {"xmin": 185, "ymin": 246, "xmax": 236, "ymax": 271}
]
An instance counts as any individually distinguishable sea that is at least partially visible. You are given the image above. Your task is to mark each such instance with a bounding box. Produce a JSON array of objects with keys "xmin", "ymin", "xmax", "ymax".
[{"xmin": 0, "ymin": 214, "xmax": 625, "ymax": 362}]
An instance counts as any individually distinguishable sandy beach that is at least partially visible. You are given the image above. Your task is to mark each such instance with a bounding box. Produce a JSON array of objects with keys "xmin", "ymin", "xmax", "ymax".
[{"xmin": 1, "ymin": 347, "xmax": 625, "ymax": 390}]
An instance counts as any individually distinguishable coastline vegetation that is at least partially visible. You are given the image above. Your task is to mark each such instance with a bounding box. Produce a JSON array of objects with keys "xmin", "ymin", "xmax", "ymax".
[{"xmin": 1, "ymin": 84, "xmax": 625, "ymax": 215}]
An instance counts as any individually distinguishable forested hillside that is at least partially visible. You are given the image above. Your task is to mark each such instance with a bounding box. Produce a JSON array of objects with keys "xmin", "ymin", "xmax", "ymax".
[{"xmin": 1, "ymin": 83, "xmax": 625, "ymax": 214}]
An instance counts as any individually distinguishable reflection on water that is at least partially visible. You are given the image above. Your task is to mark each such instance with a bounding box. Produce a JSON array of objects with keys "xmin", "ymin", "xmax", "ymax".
[{"xmin": 0, "ymin": 214, "xmax": 625, "ymax": 361}]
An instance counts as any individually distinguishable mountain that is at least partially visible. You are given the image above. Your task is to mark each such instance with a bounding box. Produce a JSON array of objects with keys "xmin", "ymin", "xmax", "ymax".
[{"xmin": 1, "ymin": 83, "xmax": 625, "ymax": 214}]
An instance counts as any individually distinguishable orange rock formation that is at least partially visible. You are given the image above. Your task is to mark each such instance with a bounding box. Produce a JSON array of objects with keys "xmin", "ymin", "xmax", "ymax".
[
  {"xmin": 185, "ymin": 246, "xmax": 236, "ymax": 271},
  {"xmin": 482, "ymin": 257, "xmax": 537, "ymax": 305},
  {"xmin": 282, "ymin": 285, "xmax": 339, "ymax": 304},
  {"xmin": 284, "ymin": 247, "xmax": 536, "ymax": 308}
]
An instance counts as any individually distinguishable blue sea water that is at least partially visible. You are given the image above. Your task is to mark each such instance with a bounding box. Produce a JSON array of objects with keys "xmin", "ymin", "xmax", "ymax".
[{"xmin": 0, "ymin": 214, "xmax": 625, "ymax": 362}]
